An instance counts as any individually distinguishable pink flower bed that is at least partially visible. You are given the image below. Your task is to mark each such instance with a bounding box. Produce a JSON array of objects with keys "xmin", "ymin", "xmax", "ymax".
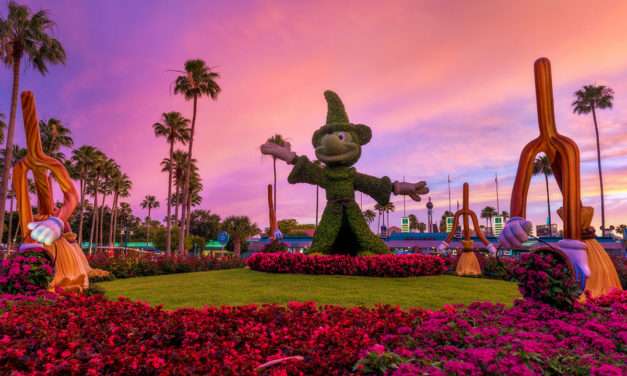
[
  {"xmin": 0, "ymin": 248, "xmax": 54, "ymax": 295},
  {"xmin": 0, "ymin": 291, "xmax": 625, "ymax": 375},
  {"xmin": 356, "ymin": 290, "xmax": 626, "ymax": 375},
  {"xmin": 247, "ymin": 252, "xmax": 448, "ymax": 277}
]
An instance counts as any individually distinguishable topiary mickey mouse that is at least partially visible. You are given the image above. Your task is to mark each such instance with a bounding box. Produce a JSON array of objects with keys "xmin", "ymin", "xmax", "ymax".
[{"xmin": 261, "ymin": 90, "xmax": 428, "ymax": 255}]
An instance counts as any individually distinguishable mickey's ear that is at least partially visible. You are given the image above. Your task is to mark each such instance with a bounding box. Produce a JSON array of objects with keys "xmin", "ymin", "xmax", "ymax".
[{"xmin": 353, "ymin": 124, "xmax": 372, "ymax": 145}]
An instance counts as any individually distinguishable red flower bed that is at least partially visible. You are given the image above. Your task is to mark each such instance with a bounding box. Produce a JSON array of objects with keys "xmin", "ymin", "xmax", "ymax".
[
  {"xmin": 247, "ymin": 253, "xmax": 448, "ymax": 277},
  {"xmin": 87, "ymin": 252, "xmax": 244, "ymax": 280},
  {"xmin": 0, "ymin": 291, "xmax": 625, "ymax": 375}
]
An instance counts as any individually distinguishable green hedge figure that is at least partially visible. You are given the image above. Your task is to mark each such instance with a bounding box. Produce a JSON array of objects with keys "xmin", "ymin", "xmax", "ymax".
[{"xmin": 261, "ymin": 90, "xmax": 428, "ymax": 255}]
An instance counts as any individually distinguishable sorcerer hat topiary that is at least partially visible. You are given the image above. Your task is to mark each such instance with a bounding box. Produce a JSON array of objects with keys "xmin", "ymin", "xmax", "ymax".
[{"xmin": 312, "ymin": 90, "xmax": 372, "ymax": 147}]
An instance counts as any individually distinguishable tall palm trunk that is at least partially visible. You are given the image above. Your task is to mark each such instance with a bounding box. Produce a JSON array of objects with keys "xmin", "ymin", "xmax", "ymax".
[
  {"xmin": 178, "ymin": 95, "xmax": 198, "ymax": 253},
  {"xmin": 0, "ymin": 59, "xmax": 22, "ymax": 241},
  {"xmin": 544, "ymin": 173, "xmax": 552, "ymax": 225},
  {"xmin": 146, "ymin": 207, "xmax": 152, "ymax": 242},
  {"xmin": 174, "ymin": 182, "xmax": 180, "ymax": 227},
  {"xmin": 108, "ymin": 192, "xmax": 118, "ymax": 247},
  {"xmin": 377, "ymin": 212, "xmax": 381, "ymax": 234},
  {"xmin": 78, "ymin": 175, "xmax": 86, "ymax": 245},
  {"xmin": 88, "ymin": 187, "xmax": 98, "ymax": 254},
  {"xmin": 98, "ymin": 193, "xmax": 106, "ymax": 246},
  {"xmin": 165, "ymin": 140, "xmax": 174, "ymax": 254},
  {"xmin": 185, "ymin": 195, "xmax": 192, "ymax": 238},
  {"xmin": 591, "ymin": 106, "xmax": 606, "ymax": 236}
]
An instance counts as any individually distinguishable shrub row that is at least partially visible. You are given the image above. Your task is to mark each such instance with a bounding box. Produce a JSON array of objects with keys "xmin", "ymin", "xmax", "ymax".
[
  {"xmin": 0, "ymin": 290, "xmax": 624, "ymax": 375},
  {"xmin": 247, "ymin": 252, "xmax": 448, "ymax": 277},
  {"xmin": 87, "ymin": 253, "xmax": 244, "ymax": 281}
]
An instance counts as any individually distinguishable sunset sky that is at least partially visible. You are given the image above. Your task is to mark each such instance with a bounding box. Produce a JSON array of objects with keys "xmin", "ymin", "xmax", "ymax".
[{"xmin": 2, "ymin": 0, "xmax": 627, "ymax": 234}]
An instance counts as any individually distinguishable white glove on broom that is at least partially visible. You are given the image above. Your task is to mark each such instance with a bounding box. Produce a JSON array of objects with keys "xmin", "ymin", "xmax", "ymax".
[{"xmin": 27, "ymin": 216, "xmax": 64, "ymax": 246}]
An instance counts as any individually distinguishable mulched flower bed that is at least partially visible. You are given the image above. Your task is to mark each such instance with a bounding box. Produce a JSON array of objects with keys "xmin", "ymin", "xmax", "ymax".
[{"xmin": 247, "ymin": 252, "xmax": 448, "ymax": 277}]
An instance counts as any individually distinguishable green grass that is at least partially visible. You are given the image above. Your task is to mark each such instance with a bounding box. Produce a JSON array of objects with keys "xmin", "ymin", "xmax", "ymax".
[{"xmin": 97, "ymin": 269, "xmax": 520, "ymax": 310}]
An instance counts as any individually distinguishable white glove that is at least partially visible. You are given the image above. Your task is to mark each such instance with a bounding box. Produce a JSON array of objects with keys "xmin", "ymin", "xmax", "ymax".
[
  {"xmin": 486, "ymin": 243, "xmax": 497, "ymax": 256},
  {"xmin": 558, "ymin": 239, "xmax": 590, "ymax": 290},
  {"xmin": 27, "ymin": 216, "xmax": 64, "ymax": 246},
  {"xmin": 437, "ymin": 241, "xmax": 449, "ymax": 253},
  {"xmin": 260, "ymin": 141, "xmax": 297, "ymax": 163},
  {"xmin": 498, "ymin": 217, "xmax": 532, "ymax": 249}
]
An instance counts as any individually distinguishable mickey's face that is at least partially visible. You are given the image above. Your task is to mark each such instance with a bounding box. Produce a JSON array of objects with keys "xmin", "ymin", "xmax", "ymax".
[{"xmin": 315, "ymin": 131, "xmax": 361, "ymax": 167}]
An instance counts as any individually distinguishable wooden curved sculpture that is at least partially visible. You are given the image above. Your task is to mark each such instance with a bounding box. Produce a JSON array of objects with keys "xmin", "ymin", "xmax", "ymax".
[
  {"xmin": 509, "ymin": 58, "xmax": 621, "ymax": 298},
  {"xmin": 13, "ymin": 91, "xmax": 106, "ymax": 292},
  {"xmin": 444, "ymin": 183, "xmax": 491, "ymax": 276}
]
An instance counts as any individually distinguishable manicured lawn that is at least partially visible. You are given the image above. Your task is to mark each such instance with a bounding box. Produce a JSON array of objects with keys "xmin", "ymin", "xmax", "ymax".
[{"xmin": 97, "ymin": 268, "xmax": 520, "ymax": 309}]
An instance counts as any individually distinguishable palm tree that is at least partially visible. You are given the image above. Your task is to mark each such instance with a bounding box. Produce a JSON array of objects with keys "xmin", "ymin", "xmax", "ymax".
[
  {"xmin": 108, "ymin": 171, "xmax": 131, "ymax": 247},
  {"xmin": 417, "ymin": 222, "xmax": 427, "ymax": 233},
  {"xmin": 363, "ymin": 209, "xmax": 376, "ymax": 226},
  {"xmin": 222, "ymin": 216, "xmax": 260, "ymax": 257},
  {"xmin": 87, "ymin": 151, "xmax": 106, "ymax": 253},
  {"xmin": 383, "ymin": 202, "xmax": 395, "ymax": 230},
  {"xmin": 185, "ymin": 169, "xmax": 203, "ymax": 237},
  {"xmin": 141, "ymin": 195, "xmax": 160, "ymax": 242},
  {"xmin": 480, "ymin": 206, "xmax": 497, "ymax": 233},
  {"xmin": 40, "ymin": 118, "xmax": 73, "ymax": 160},
  {"xmin": 533, "ymin": 154, "xmax": 553, "ymax": 226},
  {"xmin": 0, "ymin": 1, "xmax": 66, "ymax": 241},
  {"xmin": 266, "ymin": 134, "xmax": 287, "ymax": 217},
  {"xmin": 173, "ymin": 59, "xmax": 221, "ymax": 253},
  {"xmin": 572, "ymin": 84, "xmax": 614, "ymax": 236},
  {"xmin": 97, "ymin": 158, "xmax": 117, "ymax": 246},
  {"xmin": 153, "ymin": 111, "xmax": 190, "ymax": 254},
  {"xmin": 70, "ymin": 146, "xmax": 100, "ymax": 245},
  {"xmin": 374, "ymin": 203, "xmax": 384, "ymax": 234}
]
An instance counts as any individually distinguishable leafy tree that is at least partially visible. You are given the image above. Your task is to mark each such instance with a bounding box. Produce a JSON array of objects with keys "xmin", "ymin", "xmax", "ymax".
[
  {"xmin": 173, "ymin": 59, "xmax": 221, "ymax": 253},
  {"xmin": 222, "ymin": 216, "xmax": 259, "ymax": 257},
  {"xmin": 408, "ymin": 214, "xmax": 418, "ymax": 231},
  {"xmin": 189, "ymin": 209, "xmax": 221, "ymax": 240},
  {"xmin": 439, "ymin": 210, "xmax": 454, "ymax": 232},
  {"xmin": 277, "ymin": 218, "xmax": 314, "ymax": 236},
  {"xmin": 572, "ymin": 84, "xmax": 614, "ymax": 236},
  {"xmin": 533, "ymin": 154, "xmax": 553, "ymax": 226},
  {"xmin": 153, "ymin": 111, "xmax": 190, "ymax": 254},
  {"xmin": 0, "ymin": 1, "xmax": 66, "ymax": 240}
]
